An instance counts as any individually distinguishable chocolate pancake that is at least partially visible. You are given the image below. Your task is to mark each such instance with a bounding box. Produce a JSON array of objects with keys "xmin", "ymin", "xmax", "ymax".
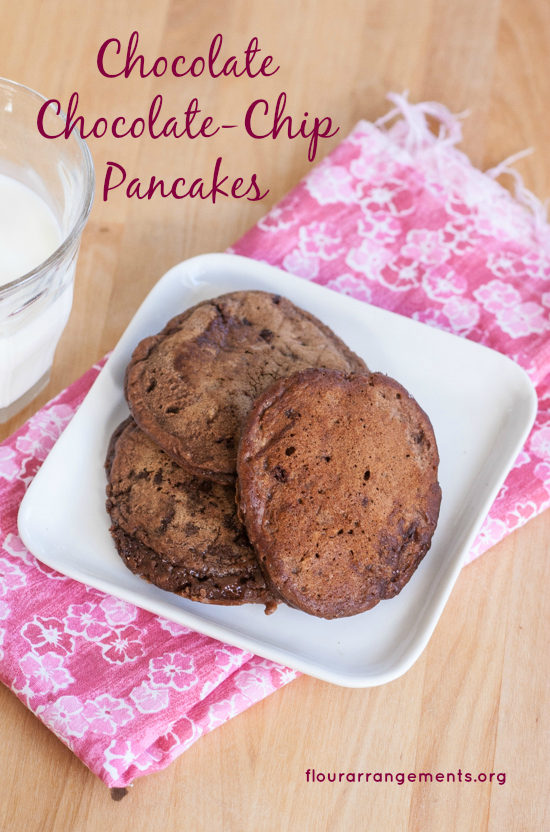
[
  {"xmin": 105, "ymin": 418, "xmax": 278, "ymax": 612},
  {"xmin": 237, "ymin": 369, "xmax": 441, "ymax": 619},
  {"xmin": 124, "ymin": 291, "xmax": 367, "ymax": 483}
]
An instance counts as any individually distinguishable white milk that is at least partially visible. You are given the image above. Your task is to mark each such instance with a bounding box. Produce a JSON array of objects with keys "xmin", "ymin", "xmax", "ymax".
[
  {"xmin": 0, "ymin": 173, "xmax": 73, "ymax": 414},
  {"xmin": 0, "ymin": 174, "xmax": 62, "ymax": 286}
]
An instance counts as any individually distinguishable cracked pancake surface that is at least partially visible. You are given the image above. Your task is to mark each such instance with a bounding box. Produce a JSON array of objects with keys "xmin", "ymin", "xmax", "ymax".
[
  {"xmin": 105, "ymin": 417, "xmax": 278, "ymax": 611},
  {"xmin": 124, "ymin": 291, "xmax": 367, "ymax": 483}
]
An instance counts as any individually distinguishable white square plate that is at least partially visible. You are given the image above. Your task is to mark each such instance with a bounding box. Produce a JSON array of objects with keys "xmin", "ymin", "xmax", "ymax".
[{"xmin": 18, "ymin": 253, "xmax": 537, "ymax": 687}]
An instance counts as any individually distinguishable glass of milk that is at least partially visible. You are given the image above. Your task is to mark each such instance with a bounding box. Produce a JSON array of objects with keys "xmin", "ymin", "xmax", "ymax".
[{"xmin": 0, "ymin": 77, "xmax": 94, "ymax": 423}]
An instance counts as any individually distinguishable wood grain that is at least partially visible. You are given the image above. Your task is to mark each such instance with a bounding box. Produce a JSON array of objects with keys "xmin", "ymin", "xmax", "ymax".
[{"xmin": 0, "ymin": 1, "xmax": 549, "ymax": 829}]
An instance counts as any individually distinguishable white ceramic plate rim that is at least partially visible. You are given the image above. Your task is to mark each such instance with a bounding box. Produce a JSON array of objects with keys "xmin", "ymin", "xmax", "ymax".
[{"xmin": 18, "ymin": 253, "xmax": 538, "ymax": 687}]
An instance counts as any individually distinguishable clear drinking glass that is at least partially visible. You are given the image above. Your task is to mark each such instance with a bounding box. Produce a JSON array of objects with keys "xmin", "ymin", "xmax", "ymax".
[{"xmin": 0, "ymin": 77, "xmax": 94, "ymax": 423}]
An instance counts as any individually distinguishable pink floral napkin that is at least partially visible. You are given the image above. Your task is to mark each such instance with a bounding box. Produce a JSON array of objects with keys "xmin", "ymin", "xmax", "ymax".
[{"xmin": 2, "ymin": 93, "xmax": 550, "ymax": 788}]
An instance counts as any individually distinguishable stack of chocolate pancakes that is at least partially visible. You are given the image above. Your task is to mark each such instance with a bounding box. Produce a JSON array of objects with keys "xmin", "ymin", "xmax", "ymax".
[{"xmin": 106, "ymin": 291, "xmax": 441, "ymax": 619}]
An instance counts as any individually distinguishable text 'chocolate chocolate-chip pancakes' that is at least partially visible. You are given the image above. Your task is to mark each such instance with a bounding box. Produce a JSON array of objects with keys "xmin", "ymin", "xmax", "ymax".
[{"xmin": 106, "ymin": 289, "xmax": 441, "ymax": 618}]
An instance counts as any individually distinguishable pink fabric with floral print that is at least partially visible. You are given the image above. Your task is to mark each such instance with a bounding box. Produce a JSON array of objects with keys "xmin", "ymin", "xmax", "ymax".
[
  {"xmin": 2, "ymin": 94, "xmax": 550, "ymax": 788},
  {"xmin": 0, "ymin": 366, "xmax": 298, "ymax": 789}
]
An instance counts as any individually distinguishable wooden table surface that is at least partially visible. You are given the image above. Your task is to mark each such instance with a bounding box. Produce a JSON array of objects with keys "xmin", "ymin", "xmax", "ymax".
[{"xmin": 0, "ymin": 1, "xmax": 548, "ymax": 829}]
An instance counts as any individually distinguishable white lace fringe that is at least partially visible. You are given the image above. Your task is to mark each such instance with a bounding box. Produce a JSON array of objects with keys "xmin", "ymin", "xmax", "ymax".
[{"xmin": 375, "ymin": 91, "xmax": 549, "ymax": 241}]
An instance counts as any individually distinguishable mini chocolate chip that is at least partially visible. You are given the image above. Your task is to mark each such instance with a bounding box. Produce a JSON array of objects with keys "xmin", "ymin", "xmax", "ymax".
[
  {"xmin": 272, "ymin": 465, "xmax": 287, "ymax": 482},
  {"xmin": 110, "ymin": 788, "xmax": 128, "ymax": 801}
]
